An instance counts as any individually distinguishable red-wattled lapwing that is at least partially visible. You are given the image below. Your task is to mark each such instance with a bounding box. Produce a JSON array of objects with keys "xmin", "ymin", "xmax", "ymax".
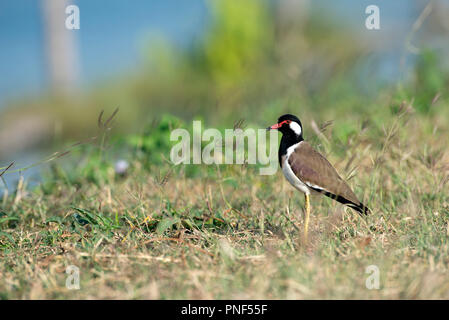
[{"xmin": 267, "ymin": 114, "xmax": 369, "ymax": 242}]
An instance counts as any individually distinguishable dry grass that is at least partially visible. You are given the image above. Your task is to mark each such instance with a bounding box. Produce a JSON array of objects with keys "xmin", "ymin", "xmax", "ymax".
[{"xmin": 1, "ymin": 101, "xmax": 449, "ymax": 299}]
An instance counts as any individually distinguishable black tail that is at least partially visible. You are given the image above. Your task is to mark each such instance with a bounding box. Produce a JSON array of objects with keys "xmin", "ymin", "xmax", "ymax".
[
  {"xmin": 321, "ymin": 191, "xmax": 370, "ymax": 216},
  {"xmin": 347, "ymin": 202, "xmax": 370, "ymax": 216}
]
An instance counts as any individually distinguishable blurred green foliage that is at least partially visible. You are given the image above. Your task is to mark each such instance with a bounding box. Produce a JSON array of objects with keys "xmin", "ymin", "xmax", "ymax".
[
  {"xmin": 127, "ymin": 114, "xmax": 185, "ymax": 165},
  {"xmin": 393, "ymin": 50, "xmax": 448, "ymax": 114},
  {"xmin": 0, "ymin": 0, "xmax": 448, "ymax": 159},
  {"xmin": 202, "ymin": 0, "xmax": 273, "ymax": 92},
  {"xmin": 412, "ymin": 50, "xmax": 447, "ymax": 113},
  {"xmin": 2, "ymin": 1, "xmax": 449, "ymax": 300}
]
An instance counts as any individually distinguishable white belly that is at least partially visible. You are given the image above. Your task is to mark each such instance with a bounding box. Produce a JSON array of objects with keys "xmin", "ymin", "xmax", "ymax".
[{"xmin": 282, "ymin": 157, "xmax": 311, "ymax": 195}]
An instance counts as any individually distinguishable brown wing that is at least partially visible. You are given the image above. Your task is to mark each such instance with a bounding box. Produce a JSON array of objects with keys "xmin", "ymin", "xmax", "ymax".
[{"xmin": 288, "ymin": 142, "xmax": 361, "ymax": 206}]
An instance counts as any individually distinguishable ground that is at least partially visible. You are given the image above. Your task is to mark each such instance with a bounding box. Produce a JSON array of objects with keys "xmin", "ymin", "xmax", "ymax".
[{"xmin": 1, "ymin": 102, "xmax": 449, "ymax": 299}]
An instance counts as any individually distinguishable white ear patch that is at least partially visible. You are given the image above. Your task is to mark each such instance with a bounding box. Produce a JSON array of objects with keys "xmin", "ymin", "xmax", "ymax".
[{"xmin": 289, "ymin": 122, "xmax": 302, "ymax": 136}]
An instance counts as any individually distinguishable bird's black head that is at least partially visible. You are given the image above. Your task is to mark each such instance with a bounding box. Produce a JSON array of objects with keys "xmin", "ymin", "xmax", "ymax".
[{"xmin": 267, "ymin": 114, "xmax": 303, "ymax": 141}]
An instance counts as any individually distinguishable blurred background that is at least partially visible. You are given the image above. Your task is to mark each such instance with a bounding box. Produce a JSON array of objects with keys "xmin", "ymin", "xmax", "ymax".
[{"xmin": 1, "ymin": 0, "xmax": 449, "ymax": 188}]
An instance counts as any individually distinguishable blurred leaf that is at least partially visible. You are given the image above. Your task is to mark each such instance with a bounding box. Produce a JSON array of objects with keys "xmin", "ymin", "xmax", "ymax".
[
  {"xmin": 72, "ymin": 207, "xmax": 98, "ymax": 225},
  {"xmin": 73, "ymin": 213, "xmax": 90, "ymax": 226},
  {"xmin": 45, "ymin": 216, "xmax": 63, "ymax": 224},
  {"xmin": 0, "ymin": 216, "xmax": 19, "ymax": 224},
  {"xmin": 156, "ymin": 217, "xmax": 180, "ymax": 235},
  {"xmin": 0, "ymin": 231, "xmax": 14, "ymax": 243}
]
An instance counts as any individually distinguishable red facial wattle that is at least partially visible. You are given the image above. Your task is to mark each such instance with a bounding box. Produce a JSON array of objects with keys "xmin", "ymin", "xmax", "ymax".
[{"xmin": 268, "ymin": 120, "xmax": 290, "ymax": 130}]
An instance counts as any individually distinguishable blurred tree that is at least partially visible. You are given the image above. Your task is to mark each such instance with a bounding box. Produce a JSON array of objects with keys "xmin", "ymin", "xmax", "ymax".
[
  {"xmin": 42, "ymin": 0, "xmax": 79, "ymax": 93},
  {"xmin": 202, "ymin": 0, "xmax": 273, "ymax": 93},
  {"xmin": 412, "ymin": 50, "xmax": 447, "ymax": 113}
]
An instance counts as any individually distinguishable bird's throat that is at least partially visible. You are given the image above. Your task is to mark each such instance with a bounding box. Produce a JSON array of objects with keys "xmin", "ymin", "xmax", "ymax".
[{"xmin": 278, "ymin": 134, "xmax": 303, "ymax": 166}]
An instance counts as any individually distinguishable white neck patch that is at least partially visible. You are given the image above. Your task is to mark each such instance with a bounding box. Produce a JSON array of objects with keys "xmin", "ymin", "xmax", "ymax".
[{"xmin": 289, "ymin": 122, "xmax": 302, "ymax": 136}]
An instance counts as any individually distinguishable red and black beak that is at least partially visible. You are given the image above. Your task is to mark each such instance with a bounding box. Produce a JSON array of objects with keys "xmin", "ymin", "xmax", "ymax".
[
  {"xmin": 266, "ymin": 120, "xmax": 288, "ymax": 131},
  {"xmin": 267, "ymin": 123, "xmax": 281, "ymax": 131}
]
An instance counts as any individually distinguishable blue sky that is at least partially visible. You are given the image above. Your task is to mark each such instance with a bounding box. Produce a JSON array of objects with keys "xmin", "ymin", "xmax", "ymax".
[
  {"xmin": 0, "ymin": 0, "xmax": 428, "ymax": 108},
  {"xmin": 0, "ymin": 0, "xmax": 208, "ymax": 107}
]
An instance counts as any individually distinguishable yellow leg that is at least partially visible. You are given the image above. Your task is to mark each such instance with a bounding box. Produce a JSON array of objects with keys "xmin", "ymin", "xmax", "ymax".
[{"xmin": 304, "ymin": 193, "xmax": 311, "ymax": 243}]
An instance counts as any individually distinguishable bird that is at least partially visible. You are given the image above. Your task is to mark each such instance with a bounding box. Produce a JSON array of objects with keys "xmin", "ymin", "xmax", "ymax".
[{"xmin": 267, "ymin": 114, "xmax": 370, "ymax": 242}]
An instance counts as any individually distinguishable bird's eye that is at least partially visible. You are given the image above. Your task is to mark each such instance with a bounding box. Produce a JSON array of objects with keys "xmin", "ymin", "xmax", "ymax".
[{"xmin": 287, "ymin": 120, "xmax": 292, "ymax": 124}]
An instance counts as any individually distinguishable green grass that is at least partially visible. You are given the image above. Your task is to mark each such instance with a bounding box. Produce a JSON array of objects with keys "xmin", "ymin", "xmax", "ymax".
[{"xmin": 1, "ymin": 97, "xmax": 449, "ymax": 299}]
